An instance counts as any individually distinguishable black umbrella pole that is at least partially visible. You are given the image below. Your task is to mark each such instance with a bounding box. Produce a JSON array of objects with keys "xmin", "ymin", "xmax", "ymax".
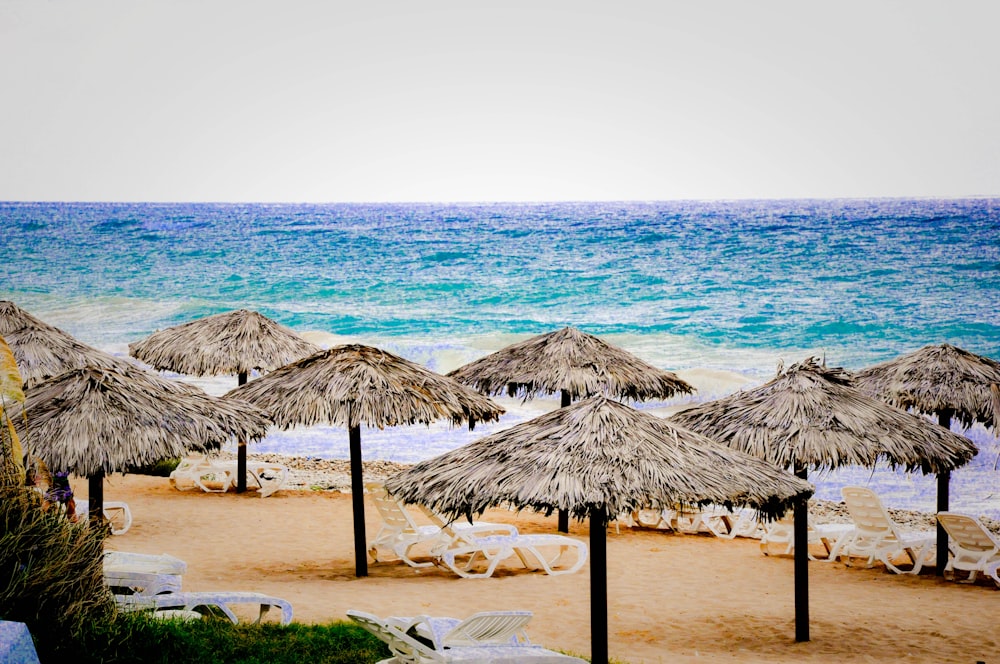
[
  {"xmin": 349, "ymin": 425, "xmax": 368, "ymax": 577},
  {"xmin": 590, "ymin": 508, "xmax": 609, "ymax": 664},
  {"xmin": 793, "ymin": 465, "xmax": 809, "ymax": 642},
  {"xmin": 558, "ymin": 390, "xmax": 572, "ymax": 534},
  {"xmin": 936, "ymin": 469, "xmax": 950, "ymax": 575},
  {"xmin": 236, "ymin": 372, "xmax": 248, "ymax": 493},
  {"xmin": 88, "ymin": 472, "xmax": 105, "ymax": 531},
  {"xmin": 935, "ymin": 410, "xmax": 952, "ymax": 576}
]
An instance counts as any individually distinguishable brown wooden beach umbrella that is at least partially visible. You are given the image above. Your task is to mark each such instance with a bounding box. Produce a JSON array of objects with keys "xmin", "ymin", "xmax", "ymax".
[
  {"xmin": 9, "ymin": 365, "xmax": 271, "ymax": 529},
  {"xmin": 128, "ymin": 309, "xmax": 320, "ymax": 492},
  {"xmin": 385, "ymin": 395, "xmax": 814, "ymax": 664},
  {"xmin": 853, "ymin": 342, "xmax": 1000, "ymax": 574},
  {"xmin": 224, "ymin": 343, "xmax": 505, "ymax": 577},
  {"xmin": 0, "ymin": 300, "xmax": 123, "ymax": 388},
  {"xmin": 670, "ymin": 357, "xmax": 977, "ymax": 642},
  {"xmin": 447, "ymin": 326, "xmax": 695, "ymax": 531}
]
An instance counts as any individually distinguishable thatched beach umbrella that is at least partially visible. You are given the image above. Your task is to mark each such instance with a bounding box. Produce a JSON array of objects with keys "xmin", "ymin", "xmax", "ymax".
[
  {"xmin": 9, "ymin": 365, "xmax": 271, "ymax": 529},
  {"xmin": 448, "ymin": 326, "xmax": 695, "ymax": 531},
  {"xmin": 853, "ymin": 343, "xmax": 1000, "ymax": 573},
  {"xmin": 225, "ymin": 343, "xmax": 505, "ymax": 576},
  {"xmin": 385, "ymin": 395, "xmax": 813, "ymax": 664},
  {"xmin": 0, "ymin": 300, "xmax": 123, "ymax": 387},
  {"xmin": 129, "ymin": 309, "xmax": 320, "ymax": 492},
  {"xmin": 670, "ymin": 358, "xmax": 977, "ymax": 642}
]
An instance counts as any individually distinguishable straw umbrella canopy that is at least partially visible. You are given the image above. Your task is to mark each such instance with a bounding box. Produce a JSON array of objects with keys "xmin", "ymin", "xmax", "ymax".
[
  {"xmin": 448, "ymin": 326, "xmax": 695, "ymax": 531},
  {"xmin": 670, "ymin": 357, "xmax": 977, "ymax": 642},
  {"xmin": 9, "ymin": 365, "xmax": 271, "ymax": 529},
  {"xmin": 225, "ymin": 343, "xmax": 505, "ymax": 577},
  {"xmin": 385, "ymin": 395, "xmax": 814, "ymax": 664},
  {"xmin": 0, "ymin": 300, "xmax": 123, "ymax": 388},
  {"xmin": 129, "ymin": 309, "xmax": 320, "ymax": 492},
  {"xmin": 853, "ymin": 342, "xmax": 1000, "ymax": 573}
]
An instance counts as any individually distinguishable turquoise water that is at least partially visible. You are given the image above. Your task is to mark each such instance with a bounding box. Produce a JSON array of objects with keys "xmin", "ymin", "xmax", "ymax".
[{"xmin": 2, "ymin": 199, "xmax": 999, "ymax": 516}]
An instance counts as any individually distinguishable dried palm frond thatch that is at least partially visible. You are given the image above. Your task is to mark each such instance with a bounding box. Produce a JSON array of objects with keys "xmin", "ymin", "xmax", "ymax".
[
  {"xmin": 853, "ymin": 343, "xmax": 1000, "ymax": 430},
  {"xmin": 11, "ymin": 366, "xmax": 272, "ymax": 477},
  {"xmin": 447, "ymin": 326, "xmax": 694, "ymax": 402},
  {"xmin": 0, "ymin": 301, "xmax": 124, "ymax": 387},
  {"xmin": 228, "ymin": 344, "xmax": 505, "ymax": 429},
  {"xmin": 670, "ymin": 357, "xmax": 977, "ymax": 474},
  {"xmin": 128, "ymin": 309, "xmax": 320, "ymax": 377},
  {"xmin": 226, "ymin": 343, "xmax": 504, "ymax": 577},
  {"xmin": 387, "ymin": 394, "xmax": 811, "ymax": 522},
  {"xmin": 386, "ymin": 394, "xmax": 812, "ymax": 664}
]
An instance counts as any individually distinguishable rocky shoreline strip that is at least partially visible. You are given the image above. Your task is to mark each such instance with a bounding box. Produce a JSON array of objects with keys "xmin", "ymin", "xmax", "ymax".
[{"xmin": 224, "ymin": 452, "xmax": 1000, "ymax": 535}]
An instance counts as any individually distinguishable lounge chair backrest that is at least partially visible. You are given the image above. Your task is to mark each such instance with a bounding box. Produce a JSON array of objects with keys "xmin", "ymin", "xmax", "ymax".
[
  {"xmin": 937, "ymin": 512, "xmax": 1000, "ymax": 553},
  {"xmin": 841, "ymin": 486, "xmax": 899, "ymax": 541},
  {"xmin": 346, "ymin": 610, "xmax": 442, "ymax": 663},
  {"xmin": 366, "ymin": 482, "xmax": 424, "ymax": 534},
  {"xmin": 441, "ymin": 611, "xmax": 533, "ymax": 646}
]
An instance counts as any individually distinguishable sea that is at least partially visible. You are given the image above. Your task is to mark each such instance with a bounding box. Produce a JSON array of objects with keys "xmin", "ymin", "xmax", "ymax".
[{"xmin": 2, "ymin": 199, "xmax": 999, "ymax": 517}]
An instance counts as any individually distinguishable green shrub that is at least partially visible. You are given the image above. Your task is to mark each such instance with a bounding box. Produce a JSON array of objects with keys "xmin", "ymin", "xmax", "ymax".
[
  {"xmin": 0, "ymin": 484, "xmax": 114, "ymax": 659},
  {"xmin": 126, "ymin": 457, "xmax": 181, "ymax": 477}
]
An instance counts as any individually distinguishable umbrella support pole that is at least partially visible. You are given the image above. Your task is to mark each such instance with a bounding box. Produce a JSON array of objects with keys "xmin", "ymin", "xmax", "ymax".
[
  {"xmin": 590, "ymin": 507, "xmax": 608, "ymax": 664},
  {"xmin": 558, "ymin": 389, "xmax": 572, "ymax": 534},
  {"xmin": 793, "ymin": 465, "xmax": 809, "ymax": 642},
  {"xmin": 88, "ymin": 472, "xmax": 106, "ymax": 531},
  {"xmin": 935, "ymin": 410, "xmax": 953, "ymax": 576},
  {"xmin": 349, "ymin": 425, "xmax": 368, "ymax": 577},
  {"xmin": 236, "ymin": 372, "xmax": 248, "ymax": 493}
]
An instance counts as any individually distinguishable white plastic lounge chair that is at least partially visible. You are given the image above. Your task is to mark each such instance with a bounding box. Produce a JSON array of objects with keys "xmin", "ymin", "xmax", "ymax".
[
  {"xmin": 838, "ymin": 486, "xmax": 936, "ymax": 574},
  {"xmin": 169, "ymin": 456, "xmax": 235, "ymax": 493},
  {"xmin": 366, "ymin": 482, "xmax": 519, "ymax": 568},
  {"xmin": 76, "ymin": 499, "xmax": 133, "ymax": 535},
  {"xmin": 116, "ymin": 591, "xmax": 293, "ymax": 625},
  {"xmin": 103, "ymin": 551, "xmax": 187, "ymax": 596},
  {"xmin": 936, "ymin": 511, "xmax": 1000, "ymax": 586},
  {"xmin": 169, "ymin": 456, "xmax": 288, "ymax": 497},
  {"xmin": 758, "ymin": 514, "xmax": 854, "ymax": 560},
  {"xmin": 347, "ymin": 609, "xmax": 587, "ymax": 663},
  {"xmin": 366, "ymin": 482, "xmax": 451, "ymax": 567},
  {"xmin": 427, "ymin": 512, "xmax": 588, "ymax": 579}
]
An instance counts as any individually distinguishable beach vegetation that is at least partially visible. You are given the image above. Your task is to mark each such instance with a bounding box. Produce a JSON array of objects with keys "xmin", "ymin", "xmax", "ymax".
[
  {"xmin": 126, "ymin": 456, "xmax": 181, "ymax": 477},
  {"xmin": 0, "ymin": 481, "xmax": 115, "ymax": 661},
  {"xmin": 55, "ymin": 614, "xmax": 391, "ymax": 664}
]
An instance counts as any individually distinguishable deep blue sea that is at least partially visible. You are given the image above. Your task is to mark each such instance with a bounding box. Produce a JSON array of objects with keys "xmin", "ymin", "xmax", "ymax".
[{"xmin": 2, "ymin": 199, "xmax": 999, "ymax": 516}]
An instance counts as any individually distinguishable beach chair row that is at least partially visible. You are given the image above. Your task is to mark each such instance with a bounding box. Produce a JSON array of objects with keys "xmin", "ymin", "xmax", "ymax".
[
  {"xmin": 104, "ymin": 550, "xmax": 293, "ymax": 624},
  {"xmin": 169, "ymin": 455, "xmax": 289, "ymax": 497},
  {"xmin": 366, "ymin": 481, "xmax": 589, "ymax": 579}
]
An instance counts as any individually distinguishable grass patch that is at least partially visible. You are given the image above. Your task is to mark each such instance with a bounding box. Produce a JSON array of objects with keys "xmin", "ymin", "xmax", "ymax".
[{"xmin": 57, "ymin": 614, "xmax": 391, "ymax": 664}]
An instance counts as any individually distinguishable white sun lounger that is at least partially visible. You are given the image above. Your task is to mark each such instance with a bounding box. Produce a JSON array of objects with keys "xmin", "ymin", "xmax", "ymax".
[
  {"xmin": 169, "ymin": 456, "xmax": 288, "ymax": 497},
  {"xmin": 116, "ymin": 591, "xmax": 293, "ymax": 625},
  {"xmin": 347, "ymin": 609, "xmax": 587, "ymax": 663},
  {"xmin": 77, "ymin": 499, "xmax": 133, "ymax": 535},
  {"xmin": 838, "ymin": 486, "xmax": 936, "ymax": 574},
  {"xmin": 103, "ymin": 551, "xmax": 187, "ymax": 596},
  {"xmin": 936, "ymin": 511, "xmax": 1000, "ymax": 586}
]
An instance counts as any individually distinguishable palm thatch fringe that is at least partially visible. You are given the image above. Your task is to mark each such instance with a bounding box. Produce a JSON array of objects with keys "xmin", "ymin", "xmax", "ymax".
[
  {"xmin": 10, "ymin": 366, "xmax": 272, "ymax": 477},
  {"xmin": 0, "ymin": 301, "xmax": 124, "ymax": 387},
  {"xmin": 670, "ymin": 357, "xmax": 977, "ymax": 474},
  {"xmin": 385, "ymin": 395, "xmax": 812, "ymax": 524},
  {"xmin": 227, "ymin": 344, "xmax": 504, "ymax": 429},
  {"xmin": 447, "ymin": 326, "xmax": 694, "ymax": 401},
  {"xmin": 129, "ymin": 309, "xmax": 320, "ymax": 377},
  {"xmin": 853, "ymin": 343, "xmax": 1000, "ymax": 430}
]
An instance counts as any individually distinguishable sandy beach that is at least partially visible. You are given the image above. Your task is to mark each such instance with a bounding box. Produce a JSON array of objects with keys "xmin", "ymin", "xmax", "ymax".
[{"xmin": 86, "ymin": 461, "xmax": 1000, "ymax": 664}]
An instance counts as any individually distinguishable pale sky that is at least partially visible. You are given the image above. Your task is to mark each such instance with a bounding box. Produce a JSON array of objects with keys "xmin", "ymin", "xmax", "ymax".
[{"xmin": 1, "ymin": 1, "xmax": 998, "ymax": 203}]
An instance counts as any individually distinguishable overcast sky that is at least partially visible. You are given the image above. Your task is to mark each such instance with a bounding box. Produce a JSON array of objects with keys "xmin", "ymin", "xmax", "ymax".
[{"xmin": 1, "ymin": 1, "xmax": 997, "ymax": 203}]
